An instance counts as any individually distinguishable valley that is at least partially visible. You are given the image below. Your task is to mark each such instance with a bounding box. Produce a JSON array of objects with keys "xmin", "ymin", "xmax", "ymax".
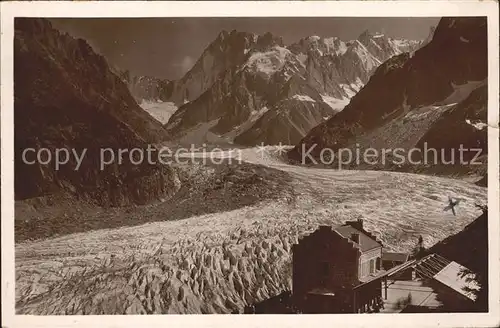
[{"xmin": 15, "ymin": 147, "xmax": 486, "ymax": 314}]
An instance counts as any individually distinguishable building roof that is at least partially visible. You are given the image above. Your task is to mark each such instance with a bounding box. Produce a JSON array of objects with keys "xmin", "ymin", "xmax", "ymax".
[
  {"xmin": 334, "ymin": 225, "xmax": 382, "ymax": 252},
  {"xmin": 394, "ymin": 253, "xmax": 480, "ymax": 302},
  {"xmin": 356, "ymin": 268, "xmax": 388, "ymax": 285},
  {"xmin": 386, "ymin": 259, "xmax": 417, "ymax": 278},
  {"xmin": 413, "ymin": 253, "xmax": 451, "ymax": 277},
  {"xmin": 433, "ymin": 261, "xmax": 480, "ymax": 301},
  {"xmin": 382, "ymin": 251, "xmax": 409, "ymax": 263}
]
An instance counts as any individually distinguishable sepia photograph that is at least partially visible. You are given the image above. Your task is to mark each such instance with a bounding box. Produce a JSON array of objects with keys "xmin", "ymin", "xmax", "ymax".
[{"xmin": 1, "ymin": 1, "xmax": 499, "ymax": 327}]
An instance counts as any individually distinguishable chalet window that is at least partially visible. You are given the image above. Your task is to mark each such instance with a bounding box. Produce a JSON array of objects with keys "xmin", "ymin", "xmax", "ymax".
[
  {"xmin": 369, "ymin": 259, "xmax": 375, "ymax": 274},
  {"xmin": 376, "ymin": 257, "xmax": 381, "ymax": 270}
]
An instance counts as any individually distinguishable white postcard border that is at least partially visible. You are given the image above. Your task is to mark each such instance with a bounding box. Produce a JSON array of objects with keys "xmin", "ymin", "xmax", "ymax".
[{"xmin": 1, "ymin": 1, "xmax": 499, "ymax": 327}]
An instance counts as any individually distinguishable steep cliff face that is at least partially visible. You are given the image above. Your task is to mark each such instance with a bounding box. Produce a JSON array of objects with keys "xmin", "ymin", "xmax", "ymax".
[
  {"xmin": 233, "ymin": 76, "xmax": 335, "ymax": 145},
  {"xmin": 14, "ymin": 18, "xmax": 178, "ymax": 206},
  {"xmin": 416, "ymin": 84, "xmax": 487, "ymax": 163},
  {"xmin": 119, "ymin": 71, "xmax": 174, "ymax": 103},
  {"xmin": 169, "ymin": 30, "xmax": 269, "ymax": 105},
  {"xmin": 289, "ymin": 17, "xmax": 487, "ymax": 174},
  {"xmin": 162, "ymin": 30, "xmax": 421, "ymax": 146}
]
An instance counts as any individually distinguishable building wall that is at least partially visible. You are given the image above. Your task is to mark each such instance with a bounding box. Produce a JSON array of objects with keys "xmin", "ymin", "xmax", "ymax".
[
  {"xmin": 300, "ymin": 291, "xmax": 354, "ymax": 313},
  {"xmin": 353, "ymin": 278, "xmax": 383, "ymax": 312},
  {"xmin": 292, "ymin": 226, "xmax": 361, "ymax": 299},
  {"xmin": 359, "ymin": 247, "xmax": 382, "ymax": 279}
]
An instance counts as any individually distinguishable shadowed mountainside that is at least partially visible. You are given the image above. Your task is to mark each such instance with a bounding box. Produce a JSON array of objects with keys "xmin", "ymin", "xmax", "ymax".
[
  {"xmin": 15, "ymin": 162, "xmax": 295, "ymax": 242},
  {"xmin": 289, "ymin": 17, "xmax": 487, "ymax": 177},
  {"xmin": 117, "ymin": 71, "xmax": 174, "ymax": 103},
  {"xmin": 15, "ymin": 18, "xmax": 176, "ymax": 206}
]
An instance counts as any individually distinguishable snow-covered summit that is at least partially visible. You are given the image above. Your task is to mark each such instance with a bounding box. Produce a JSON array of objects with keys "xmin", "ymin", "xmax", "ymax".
[{"xmin": 127, "ymin": 28, "xmax": 422, "ymax": 146}]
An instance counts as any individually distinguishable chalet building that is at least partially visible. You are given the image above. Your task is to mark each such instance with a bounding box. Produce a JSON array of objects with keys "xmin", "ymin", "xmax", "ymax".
[
  {"xmin": 246, "ymin": 218, "xmax": 481, "ymax": 314},
  {"xmin": 292, "ymin": 219, "xmax": 387, "ymax": 313}
]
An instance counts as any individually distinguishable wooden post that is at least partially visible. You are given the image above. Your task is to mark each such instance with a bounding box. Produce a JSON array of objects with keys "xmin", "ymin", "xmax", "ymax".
[
  {"xmin": 353, "ymin": 290, "xmax": 356, "ymax": 313},
  {"xmin": 384, "ymin": 277, "xmax": 388, "ymax": 300}
]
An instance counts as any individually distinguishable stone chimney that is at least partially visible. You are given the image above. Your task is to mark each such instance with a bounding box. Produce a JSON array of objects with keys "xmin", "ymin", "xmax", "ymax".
[
  {"xmin": 350, "ymin": 233, "xmax": 360, "ymax": 244},
  {"xmin": 345, "ymin": 219, "xmax": 364, "ymax": 232}
]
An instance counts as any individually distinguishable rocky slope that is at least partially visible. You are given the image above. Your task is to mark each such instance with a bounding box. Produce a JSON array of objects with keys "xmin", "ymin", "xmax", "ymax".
[
  {"xmin": 118, "ymin": 70, "xmax": 174, "ymax": 103},
  {"xmin": 157, "ymin": 30, "xmax": 421, "ymax": 145},
  {"xmin": 289, "ymin": 17, "xmax": 487, "ymax": 176},
  {"xmin": 117, "ymin": 72, "xmax": 179, "ymax": 124},
  {"xmin": 15, "ymin": 18, "xmax": 177, "ymax": 207},
  {"xmin": 15, "ymin": 161, "xmax": 295, "ymax": 242}
]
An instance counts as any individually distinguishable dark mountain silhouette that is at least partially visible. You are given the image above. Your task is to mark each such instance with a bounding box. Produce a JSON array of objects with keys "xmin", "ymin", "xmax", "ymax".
[{"xmin": 14, "ymin": 18, "xmax": 177, "ymax": 206}]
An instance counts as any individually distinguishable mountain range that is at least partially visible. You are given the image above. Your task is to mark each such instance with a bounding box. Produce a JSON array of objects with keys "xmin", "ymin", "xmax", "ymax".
[
  {"xmin": 288, "ymin": 17, "xmax": 488, "ymax": 175},
  {"xmin": 121, "ymin": 30, "xmax": 423, "ymax": 145},
  {"xmin": 13, "ymin": 16, "xmax": 489, "ymax": 315},
  {"xmin": 14, "ymin": 17, "xmax": 487, "ymax": 208}
]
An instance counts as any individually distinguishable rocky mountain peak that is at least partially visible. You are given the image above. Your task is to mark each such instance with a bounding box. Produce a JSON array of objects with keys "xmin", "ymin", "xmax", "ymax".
[
  {"xmin": 217, "ymin": 29, "xmax": 230, "ymax": 40},
  {"xmin": 122, "ymin": 26, "xmax": 422, "ymax": 146},
  {"xmin": 289, "ymin": 17, "xmax": 487, "ymax": 175},
  {"xmin": 289, "ymin": 35, "xmax": 348, "ymax": 57},
  {"xmin": 214, "ymin": 29, "xmax": 257, "ymax": 49},
  {"xmin": 431, "ymin": 17, "xmax": 486, "ymax": 52},
  {"xmin": 421, "ymin": 25, "xmax": 437, "ymax": 48},
  {"xmin": 357, "ymin": 29, "xmax": 375, "ymax": 42},
  {"xmin": 16, "ymin": 17, "xmax": 53, "ymax": 38},
  {"xmin": 255, "ymin": 31, "xmax": 284, "ymax": 50}
]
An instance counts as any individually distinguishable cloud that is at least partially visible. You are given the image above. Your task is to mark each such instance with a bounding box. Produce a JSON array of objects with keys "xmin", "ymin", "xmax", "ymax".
[{"xmin": 178, "ymin": 56, "xmax": 195, "ymax": 74}]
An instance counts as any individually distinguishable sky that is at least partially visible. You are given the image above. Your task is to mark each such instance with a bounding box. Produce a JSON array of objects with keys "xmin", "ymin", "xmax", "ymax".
[{"xmin": 50, "ymin": 17, "xmax": 440, "ymax": 80}]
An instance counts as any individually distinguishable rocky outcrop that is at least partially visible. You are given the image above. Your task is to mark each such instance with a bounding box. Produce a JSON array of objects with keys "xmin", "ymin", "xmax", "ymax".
[
  {"xmin": 169, "ymin": 30, "xmax": 266, "ymax": 105},
  {"xmin": 415, "ymin": 84, "xmax": 487, "ymax": 163},
  {"xmin": 162, "ymin": 30, "xmax": 421, "ymax": 146},
  {"xmin": 289, "ymin": 17, "xmax": 487, "ymax": 175},
  {"xmin": 15, "ymin": 18, "xmax": 178, "ymax": 206},
  {"xmin": 119, "ymin": 71, "xmax": 174, "ymax": 103},
  {"xmin": 233, "ymin": 76, "xmax": 335, "ymax": 145}
]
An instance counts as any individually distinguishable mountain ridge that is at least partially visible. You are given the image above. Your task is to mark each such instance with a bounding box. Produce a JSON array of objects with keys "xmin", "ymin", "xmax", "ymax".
[
  {"xmin": 131, "ymin": 29, "xmax": 423, "ymax": 145},
  {"xmin": 288, "ymin": 17, "xmax": 487, "ymax": 176}
]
